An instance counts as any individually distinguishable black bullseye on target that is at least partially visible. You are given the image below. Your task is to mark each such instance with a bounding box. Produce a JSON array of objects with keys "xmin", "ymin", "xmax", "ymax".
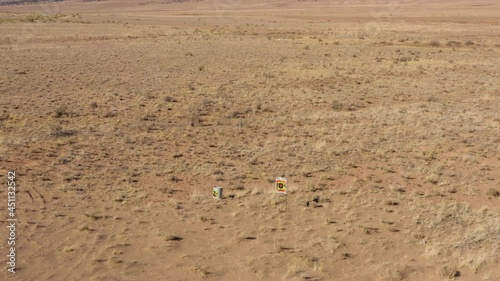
[{"xmin": 275, "ymin": 177, "xmax": 287, "ymax": 194}]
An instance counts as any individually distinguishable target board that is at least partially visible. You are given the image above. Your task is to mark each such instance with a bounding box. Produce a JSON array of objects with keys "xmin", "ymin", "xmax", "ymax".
[
  {"xmin": 275, "ymin": 177, "xmax": 287, "ymax": 194},
  {"xmin": 213, "ymin": 186, "xmax": 223, "ymax": 199}
]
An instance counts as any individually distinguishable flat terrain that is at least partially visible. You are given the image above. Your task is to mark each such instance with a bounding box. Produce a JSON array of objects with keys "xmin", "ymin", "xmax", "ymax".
[{"xmin": 0, "ymin": 0, "xmax": 499, "ymax": 280}]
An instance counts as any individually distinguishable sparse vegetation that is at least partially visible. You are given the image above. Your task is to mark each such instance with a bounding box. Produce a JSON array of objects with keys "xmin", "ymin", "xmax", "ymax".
[
  {"xmin": 54, "ymin": 105, "xmax": 70, "ymax": 118},
  {"xmin": 331, "ymin": 100, "xmax": 344, "ymax": 111},
  {"xmin": 430, "ymin": 40, "xmax": 441, "ymax": 47},
  {"xmin": 1, "ymin": 2, "xmax": 499, "ymax": 281},
  {"xmin": 164, "ymin": 234, "xmax": 183, "ymax": 241},
  {"xmin": 164, "ymin": 96, "xmax": 178, "ymax": 103},
  {"xmin": 50, "ymin": 125, "xmax": 76, "ymax": 137},
  {"xmin": 486, "ymin": 188, "xmax": 500, "ymax": 197}
]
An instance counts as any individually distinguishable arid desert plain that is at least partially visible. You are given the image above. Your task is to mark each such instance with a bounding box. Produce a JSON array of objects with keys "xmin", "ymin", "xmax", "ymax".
[{"xmin": 0, "ymin": 0, "xmax": 499, "ymax": 280}]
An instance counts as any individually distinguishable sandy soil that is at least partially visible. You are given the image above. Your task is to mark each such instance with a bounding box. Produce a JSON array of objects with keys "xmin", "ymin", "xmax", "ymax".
[{"xmin": 0, "ymin": 0, "xmax": 499, "ymax": 280}]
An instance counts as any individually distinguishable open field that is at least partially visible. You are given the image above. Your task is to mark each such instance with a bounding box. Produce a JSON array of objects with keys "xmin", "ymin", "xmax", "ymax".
[{"xmin": 0, "ymin": 0, "xmax": 499, "ymax": 280}]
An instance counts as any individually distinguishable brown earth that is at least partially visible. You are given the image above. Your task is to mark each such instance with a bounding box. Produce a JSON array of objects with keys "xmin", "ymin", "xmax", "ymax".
[{"xmin": 0, "ymin": 0, "xmax": 499, "ymax": 280}]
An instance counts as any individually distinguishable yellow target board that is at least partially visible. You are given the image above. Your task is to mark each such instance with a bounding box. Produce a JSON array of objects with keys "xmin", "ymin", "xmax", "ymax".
[{"xmin": 275, "ymin": 177, "xmax": 287, "ymax": 194}]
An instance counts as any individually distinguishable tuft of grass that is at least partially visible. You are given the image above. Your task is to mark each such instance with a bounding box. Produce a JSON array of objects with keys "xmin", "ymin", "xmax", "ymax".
[
  {"xmin": 286, "ymin": 262, "xmax": 298, "ymax": 276},
  {"xmin": 331, "ymin": 100, "xmax": 344, "ymax": 111},
  {"xmin": 169, "ymin": 175, "xmax": 181, "ymax": 182},
  {"xmin": 114, "ymin": 194, "xmax": 127, "ymax": 202},
  {"xmin": 164, "ymin": 96, "xmax": 178, "ymax": 103},
  {"xmin": 439, "ymin": 266, "xmax": 461, "ymax": 278},
  {"xmin": 63, "ymin": 246, "xmax": 76, "ymax": 252},
  {"xmin": 341, "ymin": 252, "xmax": 351, "ymax": 259},
  {"xmin": 0, "ymin": 113, "xmax": 10, "ymax": 121},
  {"xmin": 50, "ymin": 125, "xmax": 76, "ymax": 137},
  {"xmin": 165, "ymin": 234, "xmax": 183, "ymax": 241},
  {"xmin": 54, "ymin": 105, "xmax": 70, "ymax": 118},
  {"xmin": 486, "ymin": 188, "xmax": 500, "ymax": 197},
  {"xmin": 447, "ymin": 40, "xmax": 462, "ymax": 47},
  {"xmin": 85, "ymin": 212, "xmax": 102, "ymax": 221},
  {"xmin": 78, "ymin": 225, "xmax": 91, "ymax": 231},
  {"xmin": 385, "ymin": 200, "xmax": 399, "ymax": 206},
  {"xmin": 429, "ymin": 40, "xmax": 441, "ymax": 47}
]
